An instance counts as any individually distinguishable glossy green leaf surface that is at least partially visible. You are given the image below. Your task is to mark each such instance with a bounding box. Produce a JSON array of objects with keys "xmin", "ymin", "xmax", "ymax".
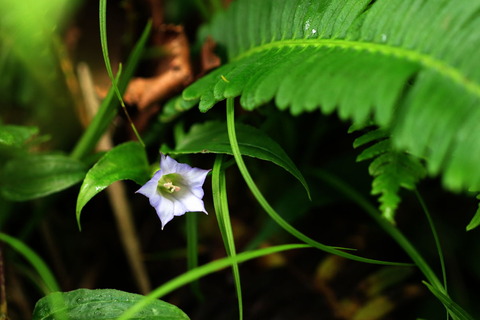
[
  {"xmin": 76, "ymin": 142, "xmax": 150, "ymax": 225},
  {"xmin": 32, "ymin": 288, "xmax": 190, "ymax": 320},
  {"xmin": 0, "ymin": 153, "xmax": 86, "ymax": 201},
  {"xmin": 183, "ymin": 0, "xmax": 480, "ymax": 192},
  {"xmin": 165, "ymin": 121, "xmax": 310, "ymax": 197}
]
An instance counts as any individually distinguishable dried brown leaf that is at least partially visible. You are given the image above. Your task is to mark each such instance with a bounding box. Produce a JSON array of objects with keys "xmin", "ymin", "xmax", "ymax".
[{"xmin": 124, "ymin": 24, "xmax": 193, "ymax": 110}]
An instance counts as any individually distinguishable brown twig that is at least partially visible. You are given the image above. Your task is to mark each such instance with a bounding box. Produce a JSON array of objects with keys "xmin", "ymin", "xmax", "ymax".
[
  {"xmin": 77, "ymin": 63, "xmax": 151, "ymax": 294},
  {"xmin": 0, "ymin": 247, "xmax": 8, "ymax": 320}
]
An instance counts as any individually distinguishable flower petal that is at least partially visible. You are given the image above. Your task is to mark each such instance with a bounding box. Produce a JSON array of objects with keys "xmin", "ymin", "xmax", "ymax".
[
  {"xmin": 159, "ymin": 153, "xmax": 181, "ymax": 175},
  {"xmin": 182, "ymin": 168, "xmax": 210, "ymax": 198},
  {"xmin": 135, "ymin": 170, "xmax": 162, "ymax": 197},
  {"xmin": 152, "ymin": 196, "xmax": 175, "ymax": 229},
  {"xmin": 174, "ymin": 189, "xmax": 208, "ymax": 214}
]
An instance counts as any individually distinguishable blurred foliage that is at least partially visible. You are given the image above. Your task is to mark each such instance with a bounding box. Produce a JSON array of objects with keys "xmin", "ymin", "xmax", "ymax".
[{"xmin": 0, "ymin": 0, "xmax": 82, "ymax": 149}]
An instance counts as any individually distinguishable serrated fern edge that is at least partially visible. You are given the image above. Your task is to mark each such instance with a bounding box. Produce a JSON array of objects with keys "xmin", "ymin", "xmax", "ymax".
[{"xmin": 233, "ymin": 39, "xmax": 480, "ymax": 99}]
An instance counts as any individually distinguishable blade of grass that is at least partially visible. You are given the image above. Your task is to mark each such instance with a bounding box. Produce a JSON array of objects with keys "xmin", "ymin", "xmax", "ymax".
[
  {"xmin": 212, "ymin": 155, "xmax": 243, "ymax": 320},
  {"xmin": 225, "ymin": 98, "xmax": 410, "ymax": 266},
  {"xmin": 99, "ymin": 0, "xmax": 144, "ymax": 146},
  {"xmin": 71, "ymin": 21, "xmax": 151, "ymax": 160},
  {"xmin": 415, "ymin": 189, "xmax": 448, "ymax": 290},
  {"xmin": 0, "ymin": 232, "xmax": 59, "ymax": 293},
  {"xmin": 117, "ymin": 243, "xmax": 311, "ymax": 320},
  {"xmin": 423, "ymin": 281, "xmax": 473, "ymax": 320}
]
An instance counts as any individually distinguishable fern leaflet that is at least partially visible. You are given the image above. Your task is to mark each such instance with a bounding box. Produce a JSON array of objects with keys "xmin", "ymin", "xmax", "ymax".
[{"xmin": 354, "ymin": 128, "xmax": 426, "ymax": 223}]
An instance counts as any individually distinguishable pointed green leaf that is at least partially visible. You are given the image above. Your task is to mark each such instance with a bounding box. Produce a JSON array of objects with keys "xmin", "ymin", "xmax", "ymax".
[
  {"xmin": 76, "ymin": 142, "xmax": 150, "ymax": 226},
  {"xmin": 467, "ymin": 195, "xmax": 480, "ymax": 231},
  {"xmin": 164, "ymin": 121, "xmax": 310, "ymax": 197},
  {"xmin": 32, "ymin": 288, "xmax": 190, "ymax": 320},
  {"xmin": 0, "ymin": 154, "xmax": 86, "ymax": 201}
]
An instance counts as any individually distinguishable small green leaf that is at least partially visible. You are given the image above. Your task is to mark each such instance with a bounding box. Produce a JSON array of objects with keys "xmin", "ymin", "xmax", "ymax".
[
  {"xmin": 76, "ymin": 142, "xmax": 150, "ymax": 227},
  {"xmin": 0, "ymin": 124, "xmax": 38, "ymax": 146},
  {"xmin": 0, "ymin": 125, "xmax": 41, "ymax": 166},
  {"xmin": 164, "ymin": 121, "xmax": 310, "ymax": 198},
  {"xmin": 159, "ymin": 96, "xmax": 198, "ymax": 123},
  {"xmin": 0, "ymin": 153, "xmax": 86, "ymax": 201},
  {"xmin": 32, "ymin": 288, "xmax": 190, "ymax": 320}
]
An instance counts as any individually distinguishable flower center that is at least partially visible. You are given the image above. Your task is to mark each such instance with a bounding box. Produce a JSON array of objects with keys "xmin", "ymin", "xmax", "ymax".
[
  {"xmin": 163, "ymin": 180, "xmax": 181, "ymax": 193},
  {"xmin": 158, "ymin": 173, "xmax": 182, "ymax": 194}
]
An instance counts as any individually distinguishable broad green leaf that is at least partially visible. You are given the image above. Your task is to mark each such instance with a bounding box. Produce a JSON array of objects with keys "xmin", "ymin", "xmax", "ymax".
[
  {"xmin": 164, "ymin": 121, "xmax": 310, "ymax": 197},
  {"xmin": 0, "ymin": 154, "xmax": 86, "ymax": 201},
  {"xmin": 183, "ymin": 0, "xmax": 480, "ymax": 194},
  {"xmin": 32, "ymin": 288, "xmax": 190, "ymax": 320},
  {"xmin": 76, "ymin": 142, "xmax": 150, "ymax": 226}
]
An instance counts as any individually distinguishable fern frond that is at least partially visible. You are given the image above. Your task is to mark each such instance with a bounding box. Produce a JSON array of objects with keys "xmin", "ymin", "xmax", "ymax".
[
  {"xmin": 183, "ymin": 0, "xmax": 480, "ymax": 192},
  {"xmin": 354, "ymin": 128, "xmax": 426, "ymax": 223}
]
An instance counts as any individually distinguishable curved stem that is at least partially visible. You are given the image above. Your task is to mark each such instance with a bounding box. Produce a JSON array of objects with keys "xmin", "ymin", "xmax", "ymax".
[{"xmin": 225, "ymin": 98, "xmax": 409, "ymax": 266}]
